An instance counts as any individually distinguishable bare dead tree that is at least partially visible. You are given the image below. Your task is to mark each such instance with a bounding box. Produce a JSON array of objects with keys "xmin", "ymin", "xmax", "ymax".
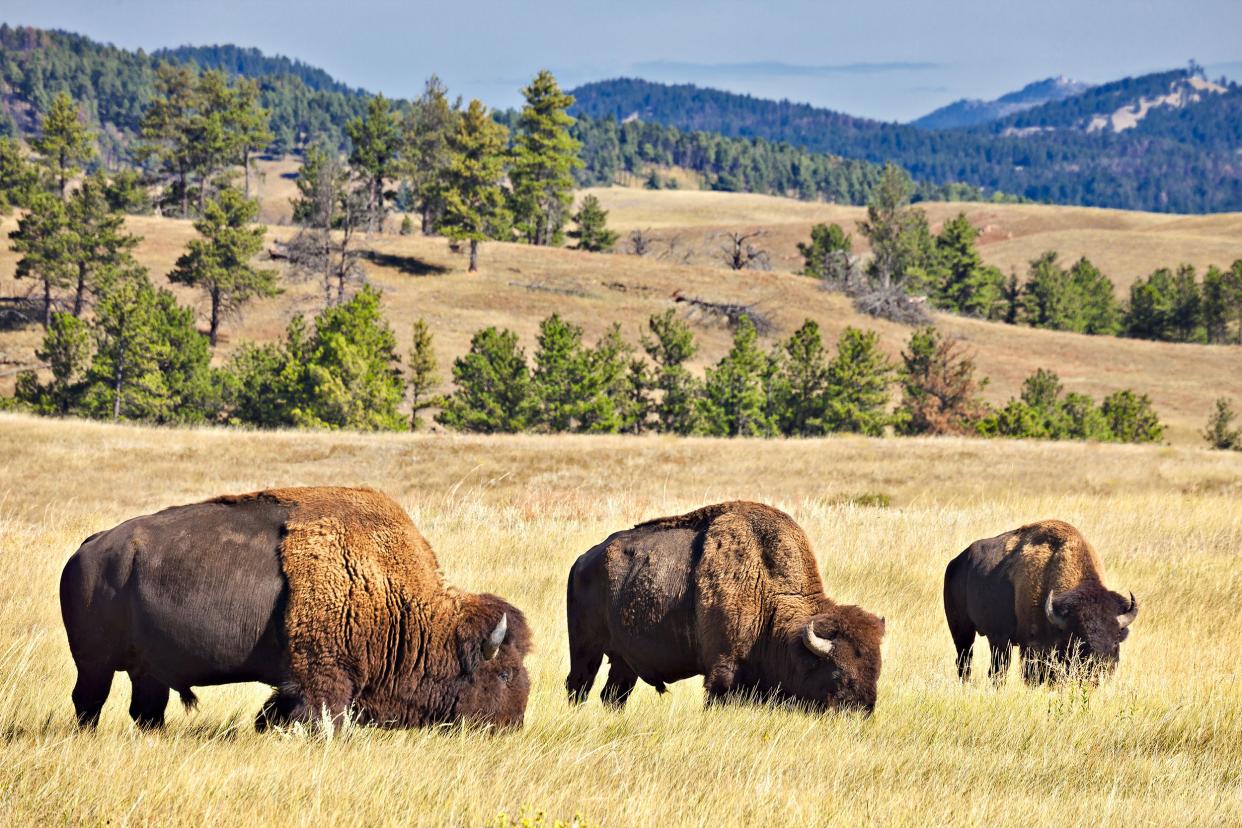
[
  {"xmin": 626, "ymin": 228, "xmax": 660, "ymax": 256},
  {"xmin": 718, "ymin": 230, "xmax": 770, "ymax": 271},
  {"xmin": 672, "ymin": 291, "xmax": 775, "ymax": 335},
  {"xmin": 658, "ymin": 233, "xmax": 695, "ymax": 265},
  {"xmin": 818, "ymin": 250, "xmax": 929, "ymax": 325}
]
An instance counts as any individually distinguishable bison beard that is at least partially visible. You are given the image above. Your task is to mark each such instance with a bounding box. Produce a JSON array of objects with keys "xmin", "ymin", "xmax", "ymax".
[
  {"xmin": 60, "ymin": 487, "xmax": 532, "ymax": 731},
  {"xmin": 565, "ymin": 501, "xmax": 885, "ymax": 714}
]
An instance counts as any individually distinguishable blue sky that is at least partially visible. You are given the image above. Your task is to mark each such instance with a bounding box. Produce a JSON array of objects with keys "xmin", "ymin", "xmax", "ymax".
[{"xmin": 5, "ymin": 1, "xmax": 1240, "ymax": 121}]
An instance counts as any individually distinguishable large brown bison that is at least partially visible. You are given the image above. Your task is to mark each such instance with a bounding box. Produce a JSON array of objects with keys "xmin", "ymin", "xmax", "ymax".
[
  {"xmin": 60, "ymin": 487, "xmax": 532, "ymax": 730},
  {"xmin": 565, "ymin": 501, "xmax": 885, "ymax": 713},
  {"xmin": 944, "ymin": 519, "xmax": 1138, "ymax": 684}
]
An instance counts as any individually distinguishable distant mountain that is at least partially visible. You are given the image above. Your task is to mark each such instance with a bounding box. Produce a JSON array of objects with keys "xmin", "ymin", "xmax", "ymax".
[
  {"xmin": 912, "ymin": 76, "xmax": 1092, "ymax": 130},
  {"xmin": 570, "ymin": 74, "xmax": 1242, "ymax": 213}
]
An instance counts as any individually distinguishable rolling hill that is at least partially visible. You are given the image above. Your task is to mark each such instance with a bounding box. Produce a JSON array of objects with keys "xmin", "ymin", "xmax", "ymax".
[
  {"xmin": 912, "ymin": 76, "xmax": 1092, "ymax": 130},
  {"xmin": 2, "ymin": 181, "xmax": 1239, "ymax": 445}
]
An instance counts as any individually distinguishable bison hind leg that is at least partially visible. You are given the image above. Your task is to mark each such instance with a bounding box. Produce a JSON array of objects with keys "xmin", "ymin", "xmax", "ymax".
[
  {"xmin": 255, "ymin": 687, "xmax": 305, "ymax": 732},
  {"xmin": 600, "ymin": 657, "xmax": 639, "ymax": 709},
  {"xmin": 71, "ymin": 664, "xmax": 114, "ymax": 729},
  {"xmin": 127, "ymin": 673, "xmax": 170, "ymax": 730}
]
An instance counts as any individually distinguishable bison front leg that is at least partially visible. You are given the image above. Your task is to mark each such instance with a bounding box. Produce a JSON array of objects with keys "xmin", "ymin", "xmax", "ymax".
[
  {"xmin": 986, "ymin": 637, "xmax": 1012, "ymax": 686},
  {"xmin": 1020, "ymin": 647, "xmax": 1054, "ymax": 685},
  {"xmin": 71, "ymin": 664, "xmax": 114, "ymax": 729},
  {"xmin": 255, "ymin": 688, "xmax": 306, "ymax": 732}
]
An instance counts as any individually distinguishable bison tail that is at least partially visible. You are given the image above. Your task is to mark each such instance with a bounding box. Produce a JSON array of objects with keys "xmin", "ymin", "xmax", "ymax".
[{"xmin": 178, "ymin": 689, "xmax": 199, "ymax": 712}]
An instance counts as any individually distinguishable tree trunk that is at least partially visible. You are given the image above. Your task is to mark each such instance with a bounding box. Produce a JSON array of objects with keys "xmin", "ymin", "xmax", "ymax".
[
  {"xmin": 180, "ymin": 169, "xmax": 190, "ymax": 218},
  {"xmin": 43, "ymin": 279, "xmax": 52, "ymax": 328},
  {"xmin": 469, "ymin": 239, "xmax": 479, "ymax": 272},
  {"xmin": 74, "ymin": 263, "xmax": 87, "ymax": 316},
  {"xmin": 209, "ymin": 286, "xmax": 221, "ymax": 346},
  {"xmin": 243, "ymin": 150, "xmax": 251, "ymax": 198},
  {"xmin": 113, "ymin": 347, "xmax": 125, "ymax": 421},
  {"xmin": 421, "ymin": 204, "xmax": 434, "ymax": 235}
]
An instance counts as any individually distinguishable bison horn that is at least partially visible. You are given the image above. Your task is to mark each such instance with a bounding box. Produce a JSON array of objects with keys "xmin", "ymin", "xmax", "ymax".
[
  {"xmin": 1117, "ymin": 592, "xmax": 1138, "ymax": 629},
  {"xmin": 1045, "ymin": 590, "xmax": 1069, "ymax": 629},
  {"xmin": 802, "ymin": 621, "xmax": 834, "ymax": 659},
  {"xmin": 482, "ymin": 613, "xmax": 507, "ymax": 661}
]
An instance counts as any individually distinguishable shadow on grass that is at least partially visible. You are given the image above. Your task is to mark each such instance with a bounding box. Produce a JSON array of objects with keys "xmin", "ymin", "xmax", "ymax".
[{"xmin": 363, "ymin": 251, "xmax": 451, "ymax": 277}]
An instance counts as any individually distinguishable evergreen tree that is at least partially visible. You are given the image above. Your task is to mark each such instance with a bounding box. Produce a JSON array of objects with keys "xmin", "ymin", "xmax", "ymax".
[
  {"xmin": 1229, "ymin": 261, "xmax": 1242, "ymax": 345},
  {"xmin": 1201, "ymin": 265, "xmax": 1231, "ymax": 344},
  {"xmin": 401, "ymin": 76, "xmax": 460, "ymax": 234},
  {"xmin": 1100, "ymin": 390, "xmax": 1164, "ymax": 444},
  {"xmin": 509, "ymin": 70, "xmax": 582, "ymax": 246},
  {"xmin": 778, "ymin": 320, "xmax": 830, "ymax": 436},
  {"xmin": 437, "ymin": 326, "xmax": 534, "ymax": 433},
  {"xmin": 80, "ymin": 275, "xmax": 217, "ymax": 423},
  {"xmin": 1001, "ymin": 270, "xmax": 1022, "ymax": 324},
  {"xmin": 169, "ymin": 188, "xmax": 278, "ymax": 346},
  {"xmin": 0, "ymin": 137, "xmax": 42, "ymax": 212},
  {"xmin": 285, "ymin": 285, "xmax": 406, "ymax": 430},
  {"xmin": 407, "ymin": 318, "xmax": 440, "ymax": 431},
  {"xmin": 822, "ymin": 327, "xmax": 895, "ymax": 435},
  {"xmin": 927, "ymin": 213, "xmax": 1005, "ymax": 318},
  {"xmin": 65, "ymin": 173, "xmax": 142, "ymax": 316},
  {"xmin": 798, "ymin": 223, "xmax": 853, "ymax": 281},
  {"xmin": 1202, "ymin": 397, "xmax": 1240, "ymax": 450},
  {"xmin": 698, "ymin": 315, "xmax": 771, "ymax": 437},
  {"xmin": 229, "ymin": 76, "xmax": 273, "ymax": 198},
  {"xmin": 581, "ymin": 323, "xmax": 633, "ymax": 434},
  {"xmin": 1169, "ymin": 264, "xmax": 1203, "ymax": 342},
  {"xmin": 859, "ymin": 164, "xmax": 933, "ymax": 291},
  {"xmin": 642, "ymin": 309, "xmax": 700, "ymax": 434},
  {"xmin": 1021, "ymin": 251, "xmax": 1075, "ymax": 330},
  {"xmin": 1125, "ymin": 267, "xmax": 1178, "ymax": 340},
  {"xmin": 895, "ymin": 326, "xmax": 988, "ymax": 435},
  {"xmin": 438, "ymin": 99, "xmax": 510, "ymax": 272},
  {"xmin": 532, "ymin": 314, "xmax": 601, "ymax": 432},
  {"xmin": 33, "ymin": 91, "xmax": 95, "ymax": 200},
  {"xmin": 101, "ymin": 168, "xmax": 153, "ymax": 214},
  {"xmin": 346, "ymin": 94, "xmax": 400, "ymax": 232},
  {"xmin": 138, "ymin": 64, "xmax": 202, "ymax": 217},
  {"xmin": 13, "ymin": 312, "xmax": 92, "ymax": 414},
  {"xmin": 568, "ymin": 194, "xmax": 618, "ymax": 252},
  {"xmin": 1067, "ymin": 257, "xmax": 1121, "ymax": 335},
  {"xmin": 10, "ymin": 191, "xmax": 73, "ymax": 326}
]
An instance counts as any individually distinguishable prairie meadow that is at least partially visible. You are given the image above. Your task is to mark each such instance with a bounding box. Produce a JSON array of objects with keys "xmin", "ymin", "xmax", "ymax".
[{"xmin": 1, "ymin": 413, "xmax": 1239, "ymax": 825}]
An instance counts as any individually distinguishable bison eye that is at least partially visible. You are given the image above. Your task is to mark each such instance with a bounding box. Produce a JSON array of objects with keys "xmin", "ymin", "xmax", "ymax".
[{"xmin": 498, "ymin": 669, "xmax": 513, "ymax": 683}]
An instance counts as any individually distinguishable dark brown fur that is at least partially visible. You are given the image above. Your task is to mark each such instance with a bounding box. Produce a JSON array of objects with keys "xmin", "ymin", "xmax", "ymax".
[
  {"xmin": 566, "ymin": 501, "xmax": 885, "ymax": 713},
  {"xmin": 943, "ymin": 519, "xmax": 1137, "ymax": 684},
  {"xmin": 60, "ymin": 487, "xmax": 532, "ymax": 730}
]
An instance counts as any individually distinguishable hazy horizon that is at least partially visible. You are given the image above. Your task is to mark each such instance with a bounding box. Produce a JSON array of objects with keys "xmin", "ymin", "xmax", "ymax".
[{"xmin": 3, "ymin": 1, "xmax": 1240, "ymax": 121}]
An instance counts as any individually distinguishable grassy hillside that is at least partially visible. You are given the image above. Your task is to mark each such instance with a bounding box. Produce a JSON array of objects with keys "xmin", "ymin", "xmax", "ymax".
[
  {"xmin": 582, "ymin": 187, "xmax": 1242, "ymax": 292},
  {"xmin": 1, "ymin": 414, "xmax": 1239, "ymax": 824},
  {"xmin": 3, "ymin": 187, "xmax": 1241, "ymax": 444}
]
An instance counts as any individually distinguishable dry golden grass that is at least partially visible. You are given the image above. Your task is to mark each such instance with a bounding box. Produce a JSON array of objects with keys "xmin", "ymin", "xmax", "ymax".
[
  {"xmin": 0, "ymin": 413, "xmax": 1240, "ymax": 826},
  {"xmin": 2, "ymin": 185, "xmax": 1240, "ymax": 446}
]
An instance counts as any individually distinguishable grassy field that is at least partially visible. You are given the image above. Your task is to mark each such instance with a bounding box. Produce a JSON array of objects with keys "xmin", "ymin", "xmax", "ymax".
[
  {"xmin": 0, "ymin": 413, "xmax": 1240, "ymax": 825},
  {"xmin": 2, "ymin": 193, "xmax": 1239, "ymax": 445}
]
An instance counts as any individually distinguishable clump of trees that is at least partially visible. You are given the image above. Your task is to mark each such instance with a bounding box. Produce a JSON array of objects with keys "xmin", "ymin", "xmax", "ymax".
[{"xmin": 978, "ymin": 368, "xmax": 1164, "ymax": 443}]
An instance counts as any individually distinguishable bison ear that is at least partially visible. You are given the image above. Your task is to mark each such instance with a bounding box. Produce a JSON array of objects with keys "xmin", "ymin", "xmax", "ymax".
[
  {"xmin": 878, "ymin": 616, "xmax": 886, "ymax": 634},
  {"xmin": 481, "ymin": 613, "xmax": 507, "ymax": 661}
]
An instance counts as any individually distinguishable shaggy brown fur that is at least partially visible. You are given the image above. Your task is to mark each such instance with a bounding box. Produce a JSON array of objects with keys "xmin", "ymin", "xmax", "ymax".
[
  {"xmin": 566, "ymin": 501, "xmax": 886, "ymax": 713},
  {"xmin": 944, "ymin": 519, "xmax": 1138, "ymax": 684},
  {"xmin": 217, "ymin": 487, "xmax": 533, "ymax": 729}
]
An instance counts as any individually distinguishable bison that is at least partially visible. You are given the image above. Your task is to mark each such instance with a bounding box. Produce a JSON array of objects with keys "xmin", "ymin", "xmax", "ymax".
[
  {"xmin": 943, "ymin": 519, "xmax": 1138, "ymax": 684},
  {"xmin": 60, "ymin": 486, "xmax": 532, "ymax": 730},
  {"xmin": 565, "ymin": 501, "xmax": 885, "ymax": 714}
]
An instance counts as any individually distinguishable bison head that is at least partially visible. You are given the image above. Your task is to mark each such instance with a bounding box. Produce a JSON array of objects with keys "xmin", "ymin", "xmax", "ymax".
[
  {"xmin": 782, "ymin": 604, "xmax": 885, "ymax": 714},
  {"xmin": 1045, "ymin": 584, "xmax": 1138, "ymax": 678},
  {"xmin": 448, "ymin": 595, "xmax": 533, "ymax": 728}
]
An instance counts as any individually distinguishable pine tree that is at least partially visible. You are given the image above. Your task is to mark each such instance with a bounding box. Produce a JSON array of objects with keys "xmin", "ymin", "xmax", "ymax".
[
  {"xmin": 33, "ymin": 91, "xmax": 95, "ymax": 200},
  {"xmin": 1202, "ymin": 397, "xmax": 1241, "ymax": 450},
  {"xmin": 10, "ymin": 191, "xmax": 73, "ymax": 326},
  {"xmin": 437, "ymin": 327, "xmax": 534, "ymax": 433},
  {"xmin": 1201, "ymin": 265, "xmax": 1231, "ymax": 344},
  {"xmin": 797, "ymin": 223, "xmax": 853, "ymax": 282},
  {"xmin": 569, "ymin": 194, "xmax": 618, "ymax": 252},
  {"xmin": 229, "ymin": 77, "xmax": 273, "ymax": 198},
  {"xmin": 859, "ymin": 164, "xmax": 932, "ymax": 291},
  {"xmin": 407, "ymin": 318, "xmax": 440, "ymax": 431},
  {"xmin": 533, "ymin": 313, "xmax": 591, "ymax": 432},
  {"xmin": 402, "ymin": 76, "xmax": 460, "ymax": 234},
  {"xmin": 895, "ymin": 326, "xmax": 988, "ymax": 435},
  {"xmin": 169, "ymin": 188, "xmax": 279, "ymax": 346},
  {"xmin": 138, "ymin": 64, "xmax": 201, "ymax": 217},
  {"xmin": 438, "ymin": 99, "xmax": 510, "ymax": 272},
  {"xmin": 346, "ymin": 94, "xmax": 400, "ymax": 232},
  {"xmin": 80, "ymin": 275, "xmax": 217, "ymax": 423},
  {"xmin": 1229, "ymin": 260, "xmax": 1242, "ymax": 345},
  {"xmin": 509, "ymin": 70, "xmax": 582, "ymax": 246},
  {"xmin": 698, "ymin": 315, "xmax": 771, "ymax": 437},
  {"xmin": 1100, "ymin": 390, "xmax": 1164, "ymax": 443},
  {"xmin": 1125, "ymin": 267, "xmax": 1178, "ymax": 340},
  {"xmin": 14, "ymin": 311, "xmax": 92, "ymax": 414},
  {"xmin": 285, "ymin": 285, "xmax": 406, "ymax": 430},
  {"xmin": 0, "ymin": 136, "xmax": 42, "ymax": 212},
  {"xmin": 65, "ymin": 173, "xmax": 142, "ymax": 316},
  {"xmin": 927, "ymin": 213, "xmax": 1005, "ymax": 318},
  {"xmin": 1169, "ymin": 264, "xmax": 1203, "ymax": 342},
  {"xmin": 589, "ymin": 324, "xmax": 641, "ymax": 433},
  {"xmin": 642, "ymin": 309, "xmax": 699, "ymax": 434},
  {"xmin": 822, "ymin": 327, "xmax": 895, "ymax": 435},
  {"xmin": 778, "ymin": 319, "xmax": 830, "ymax": 436}
]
